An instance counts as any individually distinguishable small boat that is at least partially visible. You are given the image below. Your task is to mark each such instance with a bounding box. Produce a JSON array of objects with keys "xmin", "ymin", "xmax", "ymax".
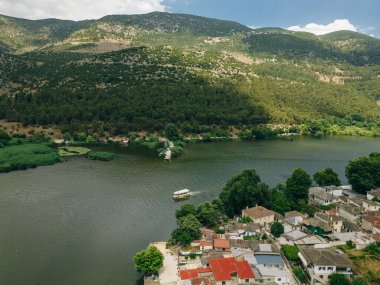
[{"xmin": 173, "ymin": 189, "xmax": 191, "ymax": 200}]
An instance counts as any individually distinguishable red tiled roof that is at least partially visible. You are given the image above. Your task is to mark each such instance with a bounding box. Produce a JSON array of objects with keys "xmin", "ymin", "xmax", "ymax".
[
  {"xmin": 372, "ymin": 233, "xmax": 380, "ymax": 242},
  {"xmin": 208, "ymin": 257, "xmax": 254, "ymax": 281},
  {"xmin": 179, "ymin": 268, "xmax": 212, "ymax": 280},
  {"xmin": 362, "ymin": 215, "xmax": 380, "ymax": 225},
  {"xmin": 209, "ymin": 257, "xmax": 235, "ymax": 281},
  {"xmin": 214, "ymin": 239, "xmax": 230, "ymax": 249},
  {"xmin": 202, "ymin": 229, "xmax": 215, "ymax": 235},
  {"xmin": 180, "ymin": 269, "xmax": 199, "ymax": 280},
  {"xmin": 199, "ymin": 240, "xmax": 213, "ymax": 247},
  {"xmin": 236, "ymin": 260, "xmax": 255, "ymax": 279}
]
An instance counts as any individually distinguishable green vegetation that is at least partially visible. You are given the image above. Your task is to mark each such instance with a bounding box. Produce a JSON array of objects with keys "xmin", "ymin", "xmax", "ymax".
[
  {"xmin": 134, "ymin": 245, "xmax": 164, "ymax": 276},
  {"xmin": 87, "ymin": 151, "xmax": 115, "ymax": 161},
  {"xmin": 171, "ymin": 214, "xmax": 201, "ymax": 246},
  {"xmin": 292, "ymin": 266, "xmax": 308, "ymax": 283},
  {"xmin": 0, "ymin": 13, "xmax": 379, "ymax": 136},
  {"xmin": 0, "ymin": 143, "xmax": 60, "ymax": 172},
  {"xmin": 175, "ymin": 204, "xmax": 197, "ymax": 220},
  {"xmin": 282, "ymin": 245, "xmax": 300, "ymax": 262},
  {"xmin": 329, "ymin": 273, "xmax": 351, "ymax": 285},
  {"xmin": 165, "ymin": 124, "xmax": 180, "ymax": 141},
  {"xmin": 314, "ymin": 167, "xmax": 341, "ymax": 187},
  {"xmin": 58, "ymin": 146, "xmax": 91, "ymax": 157},
  {"xmin": 345, "ymin": 152, "xmax": 380, "ymax": 194},
  {"xmin": 285, "ymin": 168, "xmax": 312, "ymax": 210},
  {"xmin": 219, "ymin": 169, "xmax": 270, "ymax": 217},
  {"xmin": 270, "ymin": 222, "xmax": 284, "ymax": 238}
]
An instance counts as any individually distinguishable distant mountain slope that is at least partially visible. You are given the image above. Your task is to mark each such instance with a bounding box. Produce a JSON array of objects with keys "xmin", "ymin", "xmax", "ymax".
[{"xmin": 0, "ymin": 13, "xmax": 379, "ymax": 133}]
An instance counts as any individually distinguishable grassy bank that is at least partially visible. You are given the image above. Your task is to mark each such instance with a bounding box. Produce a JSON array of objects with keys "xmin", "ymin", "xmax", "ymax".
[
  {"xmin": 58, "ymin": 146, "xmax": 91, "ymax": 157},
  {"xmin": 88, "ymin": 151, "xmax": 115, "ymax": 161},
  {"xmin": 0, "ymin": 143, "xmax": 60, "ymax": 172}
]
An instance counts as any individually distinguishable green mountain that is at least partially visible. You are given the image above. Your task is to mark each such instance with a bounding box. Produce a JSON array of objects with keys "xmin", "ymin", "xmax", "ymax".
[{"xmin": 0, "ymin": 12, "xmax": 379, "ymax": 134}]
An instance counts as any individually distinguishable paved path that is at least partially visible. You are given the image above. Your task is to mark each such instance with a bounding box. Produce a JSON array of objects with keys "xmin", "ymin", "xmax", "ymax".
[{"xmin": 154, "ymin": 242, "xmax": 178, "ymax": 285}]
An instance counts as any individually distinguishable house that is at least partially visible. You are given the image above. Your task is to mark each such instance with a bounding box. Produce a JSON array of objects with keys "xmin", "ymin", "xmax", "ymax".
[
  {"xmin": 202, "ymin": 229, "xmax": 215, "ymax": 240},
  {"xmin": 244, "ymin": 254, "xmax": 285, "ymax": 268},
  {"xmin": 294, "ymin": 235, "xmax": 328, "ymax": 247},
  {"xmin": 361, "ymin": 216, "xmax": 380, "ymax": 234},
  {"xmin": 338, "ymin": 204, "xmax": 362, "ymax": 222},
  {"xmin": 327, "ymin": 232, "xmax": 375, "ymax": 249},
  {"xmin": 303, "ymin": 217, "xmax": 333, "ymax": 236},
  {"xmin": 208, "ymin": 257, "xmax": 255, "ymax": 285},
  {"xmin": 309, "ymin": 187, "xmax": 342, "ymax": 206},
  {"xmin": 242, "ymin": 223, "xmax": 261, "ymax": 237},
  {"xmin": 254, "ymin": 265, "xmax": 291, "ymax": 285},
  {"xmin": 363, "ymin": 200, "xmax": 380, "ymax": 212},
  {"xmin": 242, "ymin": 206, "xmax": 275, "ymax": 227},
  {"xmin": 179, "ymin": 268, "xmax": 213, "ymax": 285},
  {"xmin": 214, "ymin": 239, "xmax": 231, "ymax": 251},
  {"xmin": 315, "ymin": 212, "xmax": 343, "ymax": 234},
  {"xmin": 342, "ymin": 220, "xmax": 361, "ymax": 233},
  {"xmin": 280, "ymin": 229, "xmax": 308, "ymax": 245},
  {"xmin": 298, "ymin": 247, "xmax": 353, "ymax": 285},
  {"xmin": 231, "ymin": 247, "xmax": 253, "ymax": 261},
  {"xmin": 367, "ymin": 188, "xmax": 380, "ymax": 201},
  {"xmin": 200, "ymin": 240, "xmax": 214, "ymax": 251}
]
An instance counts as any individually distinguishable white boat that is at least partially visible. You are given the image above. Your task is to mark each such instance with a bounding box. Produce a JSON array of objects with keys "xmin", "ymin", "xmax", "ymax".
[{"xmin": 173, "ymin": 189, "xmax": 191, "ymax": 200}]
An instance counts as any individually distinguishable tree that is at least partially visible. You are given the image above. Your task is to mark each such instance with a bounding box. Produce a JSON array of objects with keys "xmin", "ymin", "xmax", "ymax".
[
  {"xmin": 196, "ymin": 203, "xmax": 219, "ymax": 226},
  {"xmin": 165, "ymin": 123, "xmax": 180, "ymax": 141},
  {"xmin": 171, "ymin": 214, "xmax": 201, "ymax": 246},
  {"xmin": 0, "ymin": 129, "xmax": 10, "ymax": 144},
  {"xmin": 285, "ymin": 169, "xmax": 312, "ymax": 209},
  {"xmin": 240, "ymin": 215, "xmax": 252, "ymax": 223},
  {"xmin": 352, "ymin": 277, "xmax": 368, "ymax": 285},
  {"xmin": 313, "ymin": 167, "xmax": 341, "ymax": 187},
  {"xmin": 62, "ymin": 132, "xmax": 72, "ymax": 141},
  {"xmin": 328, "ymin": 273, "xmax": 350, "ymax": 285},
  {"xmin": 134, "ymin": 246, "xmax": 164, "ymax": 275},
  {"xmin": 345, "ymin": 155, "xmax": 379, "ymax": 194},
  {"xmin": 282, "ymin": 245, "xmax": 300, "ymax": 262},
  {"xmin": 175, "ymin": 204, "xmax": 196, "ymax": 220},
  {"xmin": 270, "ymin": 222, "xmax": 284, "ymax": 238},
  {"xmin": 266, "ymin": 188, "xmax": 291, "ymax": 215},
  {"xmin": 219, "ymin": 169, "xmax": 270, "ymax": 217}
]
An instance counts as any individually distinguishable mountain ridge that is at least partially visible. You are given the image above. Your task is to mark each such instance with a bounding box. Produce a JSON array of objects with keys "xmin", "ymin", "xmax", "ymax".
[{"xmin": 0, "ymin": 12, "xmax": 379, "ymax": 134}]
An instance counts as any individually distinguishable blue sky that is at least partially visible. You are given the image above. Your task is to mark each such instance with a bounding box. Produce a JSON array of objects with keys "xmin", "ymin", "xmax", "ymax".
[
  {"xmin": 164, "ymin": 0, "xmax": 380, "ymax": 37},
  {"xmin": 2, "ymin": 0, "xmax": 379, "ymax": 37}
]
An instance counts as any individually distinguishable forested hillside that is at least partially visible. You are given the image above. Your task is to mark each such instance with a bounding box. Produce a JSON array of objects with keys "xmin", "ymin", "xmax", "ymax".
[{"xmin": 0, "ymin": 12, "xmax": 379, "ymax": 134}]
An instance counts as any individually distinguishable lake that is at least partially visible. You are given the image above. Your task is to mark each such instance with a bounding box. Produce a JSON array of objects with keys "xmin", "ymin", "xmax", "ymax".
[{"xmin": 0, "ymin": 136, "xmax": 379, "ymax": 285}]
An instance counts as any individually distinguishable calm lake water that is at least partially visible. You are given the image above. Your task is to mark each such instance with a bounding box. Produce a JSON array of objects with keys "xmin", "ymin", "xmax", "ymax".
[{"xmin": 0, "ymin": 136, "xmax": 379, "ymax": 285}]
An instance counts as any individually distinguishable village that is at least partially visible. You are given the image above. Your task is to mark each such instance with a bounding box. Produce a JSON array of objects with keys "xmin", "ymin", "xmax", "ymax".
[{"xmin": 143, "ymin": 186, "xmax": 380, "ymax": 285}]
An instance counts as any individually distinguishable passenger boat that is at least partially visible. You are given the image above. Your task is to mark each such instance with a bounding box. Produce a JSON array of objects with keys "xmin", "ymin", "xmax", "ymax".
[{"xmin": 173, "ymin": 189, "xmax": 191, "ymax": 200}]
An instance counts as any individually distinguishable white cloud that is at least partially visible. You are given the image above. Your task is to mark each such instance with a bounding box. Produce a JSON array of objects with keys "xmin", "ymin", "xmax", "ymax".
[
  {"xmin": 288, "ymin": 19, "xmax": 357, "ymax": 35},
  {"xmin": 0, "ymin": 0, "xmax": 167, "ymax": 21}
]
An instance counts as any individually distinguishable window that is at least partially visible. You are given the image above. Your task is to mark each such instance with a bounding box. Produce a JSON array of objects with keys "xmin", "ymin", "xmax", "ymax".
[
  {"xmin": 319, "ymin": 267, "xmax": 322, "ymax": 270},
  {"xmin": 222, "ymin": 282, "xmax": 226, "ymax": 285},
  {"xmin": 277, "ymin": 278, "xmax": 281, "ymax": 281},
  {"xmin": 246, "ymin": 279, "xmax": 249, "ymax": 283}
]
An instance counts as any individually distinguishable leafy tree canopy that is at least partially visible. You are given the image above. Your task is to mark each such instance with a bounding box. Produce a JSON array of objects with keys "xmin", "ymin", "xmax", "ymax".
[
  {"xmin": 134, "ymin": 246, "xmax": 164, "ymax": 275},
  {"xmin": 171, "ymin": 214, "xmax": 201, "ymax": 246},
  {"xmin": 345, "ymin": 153, "xmax": 380, "ymax": 194},
  {"xmin": 313, "ymin": 167, "xmax": 341, "ymax": 187},
  {"xmin": 329, "ymin": 273, "xmax": 351, "ymax": 285},
  {"xmin": 175, "ymin": 204, "xmax": 196, "ymax": 220},
  {"xmin": 165, "ymin": 123, "xmax": 180, "ymax": 141},
  {"xmin": 219, "ymin": 169, "xmax": 270, "ymax": 217},
  {"xmin": 285, "ymin": 168, "xmax": 312, "ymax": 209},
  {"xmin": 270, "ymin": 222, "xmax": 284, "ymax": 238}
]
